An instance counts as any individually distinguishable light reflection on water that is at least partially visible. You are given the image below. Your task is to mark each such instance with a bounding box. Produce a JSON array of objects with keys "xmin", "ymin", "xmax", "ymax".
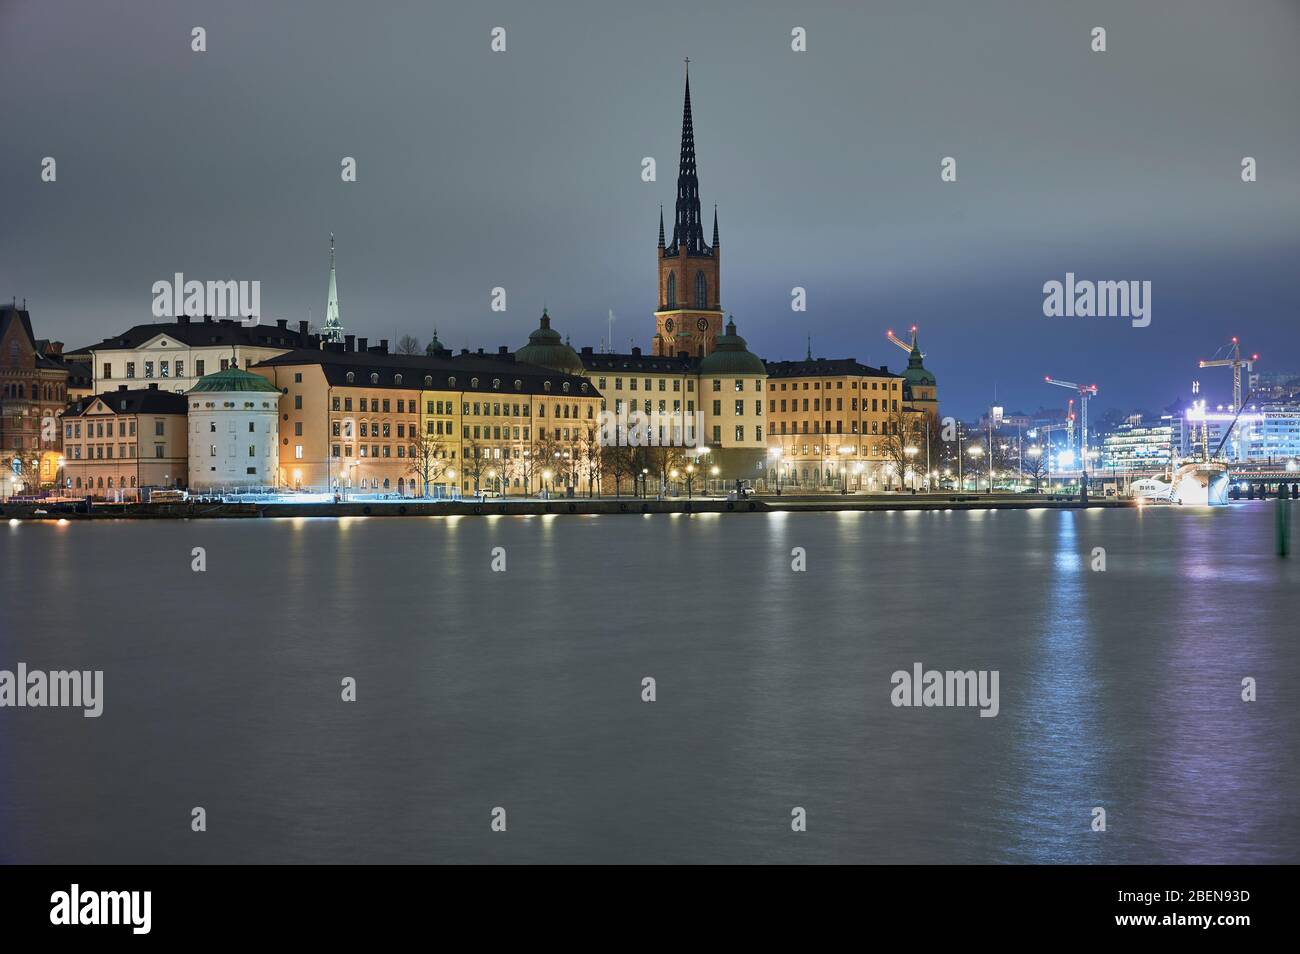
[{"xmin": 1, "ymin": 503, "xmax": 1297, "ymax": 863}]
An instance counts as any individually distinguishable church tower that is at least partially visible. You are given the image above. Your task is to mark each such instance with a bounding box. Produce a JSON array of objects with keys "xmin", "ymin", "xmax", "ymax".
[
  {"xmin": 321, "ymin": 233, "xmax": 344, "ymax": 344},
  {"xmin": 653, "ymin": 63, "xmax": 723, "ymax": 357}
]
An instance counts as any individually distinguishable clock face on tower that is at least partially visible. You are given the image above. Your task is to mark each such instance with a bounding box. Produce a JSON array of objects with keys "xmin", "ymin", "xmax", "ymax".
[
  {"xmin": 696, "ymin": 318, "xmax": 709, "ymax": 331},
  {"xmin": 664, "ymin": 317, "xmax": 674, "ymax": 333}
]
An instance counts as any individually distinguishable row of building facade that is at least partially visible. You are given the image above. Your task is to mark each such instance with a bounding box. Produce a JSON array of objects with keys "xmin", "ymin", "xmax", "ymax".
[{"xmin": 2, "ymin": 72, "xmax": 941, "ymax": 499}]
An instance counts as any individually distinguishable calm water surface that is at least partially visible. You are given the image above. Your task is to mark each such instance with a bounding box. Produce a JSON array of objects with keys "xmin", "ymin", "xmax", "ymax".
[{"xmin": 2, "ymin": 504, "xmax": 1297, "ymax": 863}]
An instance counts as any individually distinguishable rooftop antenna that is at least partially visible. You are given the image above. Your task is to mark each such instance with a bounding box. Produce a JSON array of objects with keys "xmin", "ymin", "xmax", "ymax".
[{"xmin": 608, "ymin": 309, "xmax": 615, "ymax": 354}]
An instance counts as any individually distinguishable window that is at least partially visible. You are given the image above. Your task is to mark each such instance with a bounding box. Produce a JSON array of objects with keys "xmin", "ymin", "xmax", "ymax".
[
  {"xmin": 155, "ymin": 445, "xmax": 164, "ymax": 459},
  {"xmin": 144, "ymin": 361, "xmax": 154, "ymax": 378},
  {"xmin": 712, "ymin": 400, "xmax": 721, "ymax": 416},
  {"xmin": 248, "ymin": 421, "xmax": 255, "ymax": 433},
  {"xmin": 125, "ymin": 362, "xmax": 135, "ymax": 378},
  {"xmin": 734, "ymin": 400, "xmax": 744, "ymax": 416},
  {"xmin": 712, "ymin": 380, "xmax": 721, "ymax": 392},
  {"xmin": 155, "ymin": 420, "xmax": 165, "ymax": 436},
  {"xmin": 195, "ymin": 360, "xmax": 205, "ymax": 376},
  {"xmin": 248, "ymin": 445, "xmax": 256, "ymax": 457},
  {"xmin": 103, "ymin": 362, "xmax": 112, "ymax": 379},
  {"xmin": 666, "ymin": 273, "xmax": 676, "ymax": 308},
  {"xmin": 161, "ymin": 360, "xmax": 170, "ymax": 377},
  {"xmin": 695, "ymin": 271, "xmax": 707, "ymax": 308},
  {"xmin": 295, "ymin": 446, "xmax": 303, "ymax": 459},
  {"xmin": 294, "ymin": 395, "xmax": 302, "ymax": 410}
]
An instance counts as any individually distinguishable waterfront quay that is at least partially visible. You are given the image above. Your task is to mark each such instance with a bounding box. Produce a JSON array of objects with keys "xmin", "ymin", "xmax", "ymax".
[{"xmin": 0, "ymin": 492, "xmax": 1132, "ymax": 520}]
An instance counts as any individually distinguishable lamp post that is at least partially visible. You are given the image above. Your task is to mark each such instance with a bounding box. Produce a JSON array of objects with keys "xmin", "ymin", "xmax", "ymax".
[
  {"xmin": 542, "ymin": 468, "xmax": 552, "ymax": 498},
  {"xmin": 905, "ymin": 445, "xmax": 918, "ymax": 492},
  {"xmin": 686, "ymin": 463, "xmax": 695, "ymax": 498},
  {"xmin": 1027, "ymin": 444, "xmax": 1042, "ymax": 492},
  {"xmin": 641, "ymin": 467, "xmax": 649, "ymax": 498},
  {"xmin": 670, "ymin": 468, "xmax": 679, "ymax": 497},
  {"xmin": 968, "ymin": 445, "xmax": 985, "ymax": 493}
]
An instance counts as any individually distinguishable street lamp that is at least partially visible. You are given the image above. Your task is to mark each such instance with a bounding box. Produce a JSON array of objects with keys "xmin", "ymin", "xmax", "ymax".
[
  {"xmin": 968, "ymin": 445, "xmax": 985, "ymax": 492},
  {"xmin": 904, "ymin": 445, "xmax": 918, "ymax": 492},
  {"xmin": 1027, "ymin": 445, "xmax": 1043, "ymax": 491},
  {"xmin": 542, "ymin": 468, "xmax": 552, "ymax": 497},
  {"xmin": 641, "ymin": 467, "xmax": 649, "ymax": 498},
  {"xmin": 686, "ymin": 463, "xmax": 695, "ymax": 498}
]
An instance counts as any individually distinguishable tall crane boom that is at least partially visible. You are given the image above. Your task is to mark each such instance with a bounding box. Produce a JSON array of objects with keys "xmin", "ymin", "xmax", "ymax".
[
  {"xmin": 885, "ymin": 325, "xmax": 926, "ymax": 358},
  {"xmin": 1198, "ymin": 337, "xmax": 1258, "ymax": 461},
  {"xmin": 1045, "ymin": 376, "xmax": 1098, "ymax": 480}
]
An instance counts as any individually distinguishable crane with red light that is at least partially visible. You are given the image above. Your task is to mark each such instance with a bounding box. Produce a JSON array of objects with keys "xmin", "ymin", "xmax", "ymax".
[{"xmin": 1045, "ymin": 377, "xmax": 1098, "ymax": 489}]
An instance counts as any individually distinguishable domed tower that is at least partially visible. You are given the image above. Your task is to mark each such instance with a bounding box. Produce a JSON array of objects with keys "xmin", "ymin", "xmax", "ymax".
[
  {"xmin": 653, "ymin": 63, "xmax": 723, "ymax": 358},
  {"xmin": 186, "ymin": 365, "xmax": 281, "ymax": 490},
  {"xmin": 901, "ymin": 332, "xmax": 938, "ymax": 419},
  {"xmin": 516, "ymin": 308, "xmax": 585, "ymax": 376}
]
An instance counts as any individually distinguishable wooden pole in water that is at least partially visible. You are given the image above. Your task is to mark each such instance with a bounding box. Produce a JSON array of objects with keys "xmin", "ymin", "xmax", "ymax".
[{"xmin": 1278, "ymin": 484, "xmax": 1290, "ymax": 558}]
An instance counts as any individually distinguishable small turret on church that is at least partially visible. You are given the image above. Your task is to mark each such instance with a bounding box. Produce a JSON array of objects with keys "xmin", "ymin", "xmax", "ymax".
[{"xmin": 653, "ymin": 63, "xmax": 724, "ymax": 358}]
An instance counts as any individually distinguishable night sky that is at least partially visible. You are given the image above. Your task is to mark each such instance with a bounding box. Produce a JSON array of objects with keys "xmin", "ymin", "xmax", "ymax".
[{"xmin": 3, "ymin": 0, "xmax": 1297, "ymax": 418}]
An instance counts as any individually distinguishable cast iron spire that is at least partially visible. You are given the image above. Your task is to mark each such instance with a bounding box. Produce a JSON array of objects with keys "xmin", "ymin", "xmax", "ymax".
[{"xmin": 671, "ymin": 62, "xmax": 707, "ymax": 255}]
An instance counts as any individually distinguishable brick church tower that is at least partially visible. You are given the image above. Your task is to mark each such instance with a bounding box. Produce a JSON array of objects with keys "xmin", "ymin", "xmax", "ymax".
[{"xmin": 653, "ymin": 64, "xmax": 723, "ymax": 357}]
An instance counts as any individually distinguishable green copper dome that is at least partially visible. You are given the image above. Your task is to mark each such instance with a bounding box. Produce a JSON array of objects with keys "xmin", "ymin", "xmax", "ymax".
[
  {"xmin": 902, "ymin": 339, "xmax": 936, "ymax": 388},
  {"xmin": 699, "ymin": 317, "xmax": 765, "ymax": 375},
  {"xmin": 187, "ymin": 366, "xmax": 281, "ymax": 394},
  {"xmin": 516, "ymin": 308, "xmax": 585, "ymax": 375}
]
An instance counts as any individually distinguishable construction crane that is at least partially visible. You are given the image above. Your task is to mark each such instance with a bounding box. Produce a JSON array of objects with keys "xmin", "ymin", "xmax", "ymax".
[
  {"xmin": 1199, "ymin": 338, "xmax": 1257, "ymax": 461},
  {"xmin": 1045, "ymin": 377, "xmax": 1098, "ymax": 483},
  {"xmin": 885, "ymin": 325, "xmax": 926, "ymax": 359}
]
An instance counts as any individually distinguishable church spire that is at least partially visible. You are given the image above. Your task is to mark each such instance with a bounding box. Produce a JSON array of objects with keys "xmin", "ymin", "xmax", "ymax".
[
  {"xmin": 322, "ymin": 233, "xmax": 343, "ymax": 343},
  {"xmin": 658, "ymin": 205, "xmax": 665, "ymax": 249},
  {"xmin": 670, "ymin": 61, "xmax": 707, "ymax": 255},
  {"xmin": 712, "ymin": 204, "xmax": 719, "ymax": 247}
]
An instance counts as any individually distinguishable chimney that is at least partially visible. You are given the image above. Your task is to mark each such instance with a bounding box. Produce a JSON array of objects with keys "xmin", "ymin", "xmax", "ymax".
[
  {"xmin": 378, "ymin": 339, "xmax": 388, "ymax": 353},
  {"xmin": 498, "ymin": 346, "xmax": 509, "ymax": 355},
  {"xmin": 357, "ymin": 337, "xmax": 368, "ymax": 352},
  {"xmin": 344, "ymin": 334, "xmax": 355, "ymax": 352},
  {"xmin": 276, "ymin": 318, "xmax": 287, "ymax": 330},
  {"xmin": 178, "ymin": 315, "xmax": 190, "ymax": 326},
  {"xmin": 631, "ymin": 346, "xmax": 642, "ymax": 357},
  {"xmin": 581, "ymin": 346, "xmax": 593, "ymax": 355},
  {"xmin": 460, "ymin": 348, "xmax": 469, "ymax": 355},
  {"xmin": 203, "ymin": 315, "xmax": 213, "ymax": 324}
]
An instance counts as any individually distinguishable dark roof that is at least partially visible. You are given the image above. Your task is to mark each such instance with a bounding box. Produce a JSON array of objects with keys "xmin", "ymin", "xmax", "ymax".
[
  {"xmin": 579, "ymin": 350, "xmax": 700, "ymax": 374},
  {"xmin": 70, "ymin": 316, "xmax": 321, "ymax": 354},
  {"xmin": 0, "ymin": 305, "xmax": 36, "ymax": 349},
  {"xmin": 763, "ymin": 358, "xmax": 900, "ymax": 379},
  {"xmin": 255, "ymin": 348, "xmax": 601, "ymax": 399},
  {"xmin": 66, "ymin": 388, "xmax": 190, "ymax": 417}
]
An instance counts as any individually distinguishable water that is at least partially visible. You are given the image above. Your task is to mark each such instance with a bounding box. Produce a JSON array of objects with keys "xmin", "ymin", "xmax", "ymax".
[{"xmin": 2, "ymin": 504, "xmax": 1297, "ymax": 864}]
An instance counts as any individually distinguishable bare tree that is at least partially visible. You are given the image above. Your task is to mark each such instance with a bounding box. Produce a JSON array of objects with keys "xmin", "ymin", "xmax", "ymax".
[
  {"xmin": 602, "ymin": 444, "xmax": 634, "ymax": 497},
  {"xmin": 461, "ymin": 438, "xmax": 491, "ymax": 494},
  {"xmin": 881, "ymin": 408, "xmax": 924, "ymax": 490},
  {"xmin": 395, "ymin": 334, "xmax": 422, "ymax": 356},
  {"xmin": 406, "ymin": 431, "xmax": 450, "ymax": 497}
]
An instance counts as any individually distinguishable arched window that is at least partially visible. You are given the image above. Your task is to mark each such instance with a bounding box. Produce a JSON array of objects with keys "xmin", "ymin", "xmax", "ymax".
[
  {"xmin": 695, "ymin": 272, "xmax": 707, "ymax": 308},
  {"xmin": 666, "ymin": 273, "xmax": 676, "ymax": 309}
]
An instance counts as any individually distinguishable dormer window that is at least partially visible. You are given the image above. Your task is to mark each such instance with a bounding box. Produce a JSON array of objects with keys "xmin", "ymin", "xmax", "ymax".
[
  {"xmin": 346, "ymin": 371, "xmax": 355, "ymax": 383},
  {"xmin": 492, "ymin": 378, "xmax": 500, "ymax": 389},
  {"xmin": 424, "ymin": 375, "xmax": 433, "ymax": 386},
  {"xmin": 370, "ymin": 372, "xmax": 379, "ymax": 384},
  {"xmin": 394, "ymin": 373, "xmax": 403, "ymax": 385}
]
